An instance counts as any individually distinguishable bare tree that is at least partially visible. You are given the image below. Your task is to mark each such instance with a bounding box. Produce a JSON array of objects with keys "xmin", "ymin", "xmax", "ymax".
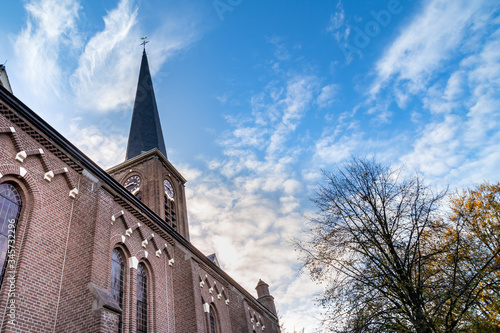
[{"xmin": 298, "ymin": 158, "xmax": 500, "ymax": 333}]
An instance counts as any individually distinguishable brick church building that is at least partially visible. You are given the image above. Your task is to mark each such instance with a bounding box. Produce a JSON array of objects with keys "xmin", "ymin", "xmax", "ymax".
[{"xmin": 0, "ymin": 50, "xmax": 280, "ymax": 332}]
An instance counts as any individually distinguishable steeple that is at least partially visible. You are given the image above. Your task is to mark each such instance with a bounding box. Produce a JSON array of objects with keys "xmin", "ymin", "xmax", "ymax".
[
  {"xmin": 255, "ymin": 279, "xmax": 277, "ymax": 315},
  {"xmin": 126, "ymin": 48, "xmax": 167, "ymax": 160}
]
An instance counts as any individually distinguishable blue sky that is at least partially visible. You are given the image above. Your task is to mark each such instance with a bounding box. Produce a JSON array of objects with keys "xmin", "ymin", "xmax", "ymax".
[{"xmin": 1, "ymin": 0, "xmax": 500, "ymax": 331}]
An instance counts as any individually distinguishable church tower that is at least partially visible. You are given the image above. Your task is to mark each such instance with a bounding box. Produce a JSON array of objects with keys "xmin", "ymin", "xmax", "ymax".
[{"xmin": 107, "ymin": 47, "xmax": 190, "ymax": 239}]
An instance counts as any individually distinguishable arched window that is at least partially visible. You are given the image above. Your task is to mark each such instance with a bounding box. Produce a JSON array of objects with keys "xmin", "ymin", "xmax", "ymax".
[
  {"xmin": 209, "ymin": 304, "xmax": 219, "ymax": 333},
  {"xmin": 164, "ymin": 195, "xmax": 176, "ymax": 229},
  {"xmin": 137, "ymin": 263, "xmax": 148, "ymax": 333},
  {"xmin": 0, "ymin": 183, "xmax": 22, "ymax": 288},
  {"xmin": 110, "ymin": 248, "xmax": 125, "ymax": 332}
]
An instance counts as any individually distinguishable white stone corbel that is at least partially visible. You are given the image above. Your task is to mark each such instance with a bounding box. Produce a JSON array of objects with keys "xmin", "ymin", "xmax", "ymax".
[
  {"xmin": 19, "ymin": 167, "xmax": 27, "ymax": 178},
  {"xmin": 121, "ymin": 235, "xmax": 126, "ymax": 243},
  {"xmin": 126, "ymin": 222, "xmax": 140, "ymax": 236},
  {"xmin": 262, "ymin": 325, "xmax": 265, "ymax": 330},
  {"xmin": 203, "ymin": 303, "xmax": 210, "ymax": 313},
  {"xmin": 200, "ymin": 280, "xmax": 205, "ymax": 288},
  {"xmin": 128, "ymin": 256, "xmax": 139, "ymax": 269},
  {"xmin": 168, "ymin": 258, "xmax": 175, "ymax": 266},
  {"xmin": 225, "ymin": 299, "xmax": 230, "ymax": 305},
  {"xmin": 142, "ymin": 239, "xmax": 148, "ymax": 248},
  {"xmin": 111, "ymin": 210, "xmax": 124, "ymax": 225},
  {"xmin": 44, "ymin": 171, "xmax": 54, "ymax": 182},
  {"xmin": 15, "ymin": 151, "xmax": 27, "ymax": 162},
  {"xmin": 209, "ymin": 287, "xmax": 214, "ymax": 294},
  {"xmin": 69, "ymin": 188, "xmax": 79, "ymax": 198},
  {"xmin": 156, "ymin": 249, "xmax": 161, "ymax": 257},
  {"xmin": 251, "ymin": 318, "xmax": 255, "ymax": 323},
  {"xmin": 256, "ymin": 322, "xmax": 260, "ymax": 327},
  {"xmin": 217, "ymin": 293, "xmax": 222, "ymax": 300}
]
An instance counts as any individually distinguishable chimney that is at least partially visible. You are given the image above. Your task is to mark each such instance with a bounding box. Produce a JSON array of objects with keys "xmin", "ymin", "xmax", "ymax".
[{"xmin": 255, "ymin": 279, "xmax": 277, "ymax": 315}]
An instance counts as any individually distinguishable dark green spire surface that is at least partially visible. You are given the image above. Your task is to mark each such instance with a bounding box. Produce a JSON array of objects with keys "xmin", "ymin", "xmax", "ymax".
[{"xmin": 126, "ymin": 49, "xmax": 167, "ymax": 160}]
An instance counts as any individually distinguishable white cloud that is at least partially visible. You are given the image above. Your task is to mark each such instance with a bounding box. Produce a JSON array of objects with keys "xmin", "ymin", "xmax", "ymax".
[
  {"xmin": 216, "ymin": 92, "xmax": 229, "ymax": 104},
  {"xmin": 423, "ymin": 70, "xmax": 466, "ymax": 114},
  {"xmin": 70, "ymin": 0, "xmax": 203, "ymax": 113},
  {"xmin": 278, "ymin": 273, "xmax": 324, "ymax": 332},
  {"xmin": 316, "ymin": 84, "xmax": 338, "ymax": 108},
  {"xmin": 269, "ymin": 36, "xmax": 291, "ymax": 61},
  {"xmin": 400, "ymin": 25, "xmax": 500, "ymax": 187},
  {"xmin": 13, "ymin": 0, "xmax": 81, "ymax": 101},
  {"xmin": 403, "ymin": 114, "xmax": 464, "ymax": 177},
  {"xmin": 314, "ymin": 132, "xmax": 361, "ymax": 165},
  {"xmin": 266, "ymin": 75, "xmax": 319, "ymax": 156},
  {"xmin": 327, "ymin": 0, "xmax": 351, "ymax": 54},
  {"xmin": 70, "ymin": 0, "xmax": 139, "ymax": 112},
  {"xmin": 68, "ymin": 118, "xmax": 127, "ymax": 168},
  {"xmin": 327, "ymin": 1, "xmax": 345, "ymax": 32},
  {"xmin": 370, "ymin": 0, "xmax": 495, "ymax": 98}
]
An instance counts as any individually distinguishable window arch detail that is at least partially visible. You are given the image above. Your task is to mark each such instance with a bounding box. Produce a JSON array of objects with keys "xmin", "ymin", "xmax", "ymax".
[
  {"xmin": 0, "ymin": 183, "xmax": 22, "ymax": 288},
  {"xmin": 209, "ymin": 304, "xmax": 219, "ymax": 333},
  {"xmin": 137, "ymin": 262, "xmax": 148, "ymax": 333},
  {"xmin": 110, "ymin": 248, "xmax": 125, "ymax": 332},
  {"xmin": 164, "ymin": 195, "xmax": 176, "ymax": 229}
]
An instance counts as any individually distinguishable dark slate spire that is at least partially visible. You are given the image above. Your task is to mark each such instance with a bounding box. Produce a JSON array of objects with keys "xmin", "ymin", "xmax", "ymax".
[{"xmin": 126, "ymin": 49, "xmax": 167, "ymax": 160}]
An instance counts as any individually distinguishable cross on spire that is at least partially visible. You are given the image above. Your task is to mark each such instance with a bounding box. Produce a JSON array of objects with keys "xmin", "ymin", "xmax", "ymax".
[{"xmin": 140, "ymin": 37, "xmax": 149, "ymax": 50}]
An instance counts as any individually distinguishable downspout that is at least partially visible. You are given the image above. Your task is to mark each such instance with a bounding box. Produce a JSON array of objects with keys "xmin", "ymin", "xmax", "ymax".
[
  {"xmin": 52, "ymin": 174, "xmax": 82, "ymax": 332},
  {"xmin": 164, "ymin": 253, "xmax": 172, "ymax": 333}
]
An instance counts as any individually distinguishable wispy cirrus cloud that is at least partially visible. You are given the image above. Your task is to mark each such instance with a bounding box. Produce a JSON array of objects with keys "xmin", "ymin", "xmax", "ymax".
[
  {"xmin": 13, "ymin": 0, "xmax": 81, "ymax": 103},
  {"xmin": 69, "ymin": 0, "xmax": 205, "ymax": 113},
  {"xmin": 70, "ymin": 0, "xmax": 139, "ymax": 112},
  {"xmin": 369, "ymin": 0, "xmax": 496, "ymax": 99}
]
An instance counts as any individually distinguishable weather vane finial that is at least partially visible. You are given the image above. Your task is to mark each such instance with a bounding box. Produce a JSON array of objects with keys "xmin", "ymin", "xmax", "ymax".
[{"xmin": 140, "ymin": 37, "xmax": 149, "ymax": 50}]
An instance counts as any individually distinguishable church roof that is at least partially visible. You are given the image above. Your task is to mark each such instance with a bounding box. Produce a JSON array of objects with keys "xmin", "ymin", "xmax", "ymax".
[
  {"xmin": 0, "ymin": 64, "xmax": 13, "ymax": 94},
  {"xmin": 125, "ymin": 49, "xmax": 167, "ymax": 160},
  {"xmin": 207, "ymin": 253, "xmax": 221, "ymax": 268}
]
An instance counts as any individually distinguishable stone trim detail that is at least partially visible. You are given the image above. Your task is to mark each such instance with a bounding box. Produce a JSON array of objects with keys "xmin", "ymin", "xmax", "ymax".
[
  {"xmin": 88, "ymin": 282, "xmax": 121, "ymax": 314},
  {"xmin": 0, "ymin": 102, "xmax": 83, "ymax": 173}
]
